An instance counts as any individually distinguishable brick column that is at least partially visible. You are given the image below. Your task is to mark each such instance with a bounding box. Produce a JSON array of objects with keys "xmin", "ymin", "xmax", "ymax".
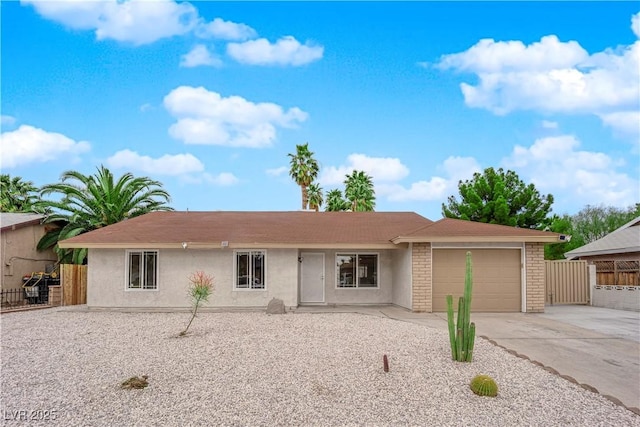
[
  {"xmin": 412, "ymin": 243, "xmax": 432, "ymax": 312},
  {"xmin": 525, "ymin": 243, "xmax": 545, "ymax": 312}
]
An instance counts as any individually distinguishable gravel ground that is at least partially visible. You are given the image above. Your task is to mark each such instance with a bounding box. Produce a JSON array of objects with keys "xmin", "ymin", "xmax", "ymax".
[{"xmin": 1, "ymin": 307, "xmax": 639, "ymax": 427}]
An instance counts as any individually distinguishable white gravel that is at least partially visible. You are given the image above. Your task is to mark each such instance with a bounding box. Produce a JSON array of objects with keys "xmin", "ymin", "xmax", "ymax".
[{"xmin": 1, "ymin": 307, "xmax": 639, "ymax": 426}]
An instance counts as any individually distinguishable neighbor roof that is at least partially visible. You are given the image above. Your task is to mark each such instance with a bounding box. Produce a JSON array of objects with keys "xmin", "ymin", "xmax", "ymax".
[
  {"xmin": 0, "ymin": 213, "xmax": 46, "ymax": 232},
  {"xmin": 392, "ymin": 218, "xmax": 564, "ymax": 243},
  {"xmin": 58, "ymin": 211, "xmax": 434, "ymax": 249},
  {"xmin": 565, "ymin": 217, "xmax": 640, "ymax": 259}
]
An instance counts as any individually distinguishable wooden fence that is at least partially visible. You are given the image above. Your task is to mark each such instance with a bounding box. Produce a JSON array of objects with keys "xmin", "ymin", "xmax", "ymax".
[
  {"xmin": 545, "ymin": 260, "xmax": 589, "ymax": 305},
  {"xmin": 61, "ymin": 264, "xmax": 87, "ymax": 306},
  {"xmin": 593, "ymin": 260, "xmax": 639, "ymax": 286}
]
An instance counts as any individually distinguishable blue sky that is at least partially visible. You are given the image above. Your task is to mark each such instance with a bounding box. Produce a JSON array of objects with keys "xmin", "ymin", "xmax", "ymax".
[{"xmin": 1, "ymin": 1, "xmax": 639, "ymax": 220}]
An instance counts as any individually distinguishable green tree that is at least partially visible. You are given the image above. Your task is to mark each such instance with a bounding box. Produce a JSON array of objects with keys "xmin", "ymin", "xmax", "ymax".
[
  {"xmin": 0, "ymin": 174, "xmax": 43, "ymax": 213},
  {"xmin": 37, "ymin": 165, "xmax": 173, "ymax": 264},
  {"xmin": 307, "ymin": 182, "xmax": 324, "ymax": 212},
  {"xmin": 325, "ymin": 189, "xmax": 349, "ymax": 212},
  {"xmin": 545, "ymin": 214, "xmax": 581, "ymax": 260},
  {"xmin": 442, "ymin": 167, "xmax": 554, "ymax": 229},
  {"xmin": 288, "ymin": 143, "xmax": 319, "ymax": 210},
  {"xmin": 572, "ymin": 204, "xmax": 639, "ymax": 244},
  {"xmin": 344, "ymin": 170, "xmax": 376, "ymax": 212}
]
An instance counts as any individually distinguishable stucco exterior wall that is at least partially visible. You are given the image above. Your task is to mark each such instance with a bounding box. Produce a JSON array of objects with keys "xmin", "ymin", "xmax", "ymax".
[
  {"xmin": 87, "ymin": 248, "xmax": 298, "ymax": 308},
  {"xmin": 1, "ymin": 225, "xmax": 58, "ymax": 290},
  {"xmin": 411, "ymin": 243, "xmax": 431, "ymax": 312},
  {"xmin": 525, "ymin": 242, "xmax": 545, "ymax": 313},
  {"xmin": 391, "ymin": 245, "xmax": 412, "ymax": 309},
  {"xmin": 321, "ymin": 249, "xmax": 394, "ymax": 305}
]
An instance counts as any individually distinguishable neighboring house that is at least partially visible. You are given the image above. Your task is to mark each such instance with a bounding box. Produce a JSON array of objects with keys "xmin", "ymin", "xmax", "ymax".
[
  {"xmin": 565, "ymin": 216, "xmax": 640, "ymax": 289},
  {"xmin": 1, "ymin": 213, "xmax": 58, "ymax": 290},
  {"xmin": 58, "ymin": 211, "xmax": 564, "ymax": 313}
]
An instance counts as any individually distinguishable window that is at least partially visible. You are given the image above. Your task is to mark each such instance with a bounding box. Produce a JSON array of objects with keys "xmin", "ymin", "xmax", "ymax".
[
  {"xmin": 127, "ymin": 250, "xmax": 158, "ymax": 290},
  {"xmin": 336, "ymin": 253, "xmax": 378, "ymax": 288},
  {"xmin": 235, "ymin": 250, "xmax": 266, "ymax": 290}
]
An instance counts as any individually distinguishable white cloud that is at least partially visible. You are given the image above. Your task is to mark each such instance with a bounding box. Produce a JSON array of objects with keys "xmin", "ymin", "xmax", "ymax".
[
  {"xmin": 180, "ymin": 44, "xmax": 222, "ymax": 68},
  {"xmin": 503, "ymin": 135, "xmax": 638, "ymax": 207},
  {"xmin": 163, "ymin": 86, "xmax": 308, "ymax": 147},
  {"xmin": 196, "ymin": 17, "xmax": 257, "ymax": 41},
  {"xmin": 204, "ymin": 172, "xmax": 239, "ymax": 186},
  {"xmin": 436, "ymin": 21, "xmax": 640, "ymax": 140},
  {"xmin": 266, "ymin": 166, "xmax": 288, "ymax": 177},
  {"xmin": 22, "ymin": 0, "xmax": 198, "ymax": 45},
  {"xmin": 106, "ymin": 149, "xmax": 204, "ymax": 176},
  {"xmin": 320, "ymin": 154, "xmax": 410, "ymax": 186},
  {"xmin": 0, "ymin": 125, "xmax": 90, "ymax": 168},
  {"xmin": 377, "ymin": 156, "xmax": 481, "ymax": 202},
  {"xmin": 632, "ymin": 12, "xmax": 640, "ymax": 38},
  {"xmin": 227, "ymin": 36, "xmax": 324, "ymax": 66},
  {"xmin": 599, "ymin": 111, "xmax": 640, "ymax": 142},
  {"xmin": 1, "ymin": 115, "xmax": 16, "ymax": 126},
  {"xmin": 139, "ymin": 103, "xmax": 153, "ymax": 112},
  {"xmin": 541, "ymin": 120, "xmax": 558, "ymax": 129}
]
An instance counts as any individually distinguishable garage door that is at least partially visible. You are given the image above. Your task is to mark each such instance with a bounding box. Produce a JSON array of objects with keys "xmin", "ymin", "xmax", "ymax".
[{"xmin": 432, "ymin": 249, "xmax": 521, "ymax": 312}]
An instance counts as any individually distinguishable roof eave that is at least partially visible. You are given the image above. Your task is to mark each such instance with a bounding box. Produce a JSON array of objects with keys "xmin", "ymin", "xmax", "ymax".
[
  {"xmin": 565, "ymin": 246, "xmax": 640, "ymax": 259},
  {"xmin": 392, "ymin": 236, "xmax": 564, "ymax": 244},
  {"xmin": 59, "ymin": 242, "xmax": 401, "ymax": 250}
]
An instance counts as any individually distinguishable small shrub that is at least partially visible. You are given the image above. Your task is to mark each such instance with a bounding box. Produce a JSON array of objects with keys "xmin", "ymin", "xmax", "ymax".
[
  {"xmin": 180, "ymin": 271, "xmax": 214, "ymax": 336},
  {"xmin": 121, "ymin": 375, "xmax": 149, "ymax": 389},
  {"xmin": 470, "ymin": 374, "xmax": 498, "ymax": 397}
]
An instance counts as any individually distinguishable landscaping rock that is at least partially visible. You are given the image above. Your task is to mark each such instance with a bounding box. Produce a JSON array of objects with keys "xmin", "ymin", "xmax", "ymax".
[{"xmin": 266, "ymin": 298, "xmax": 286, "ymax": 314}]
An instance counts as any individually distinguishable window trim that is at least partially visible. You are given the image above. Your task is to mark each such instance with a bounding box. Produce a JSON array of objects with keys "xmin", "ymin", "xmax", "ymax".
[
  {"xmin": 125, "ymin": 250, "xmax": 159, "ymax": 291},
  {"xmin": 335, "ymin": 252, "xmax": 379, "ymax": 289},
  {"xmin": 233, "ymin": 249, "xmax": 267, "ymax": 291}
]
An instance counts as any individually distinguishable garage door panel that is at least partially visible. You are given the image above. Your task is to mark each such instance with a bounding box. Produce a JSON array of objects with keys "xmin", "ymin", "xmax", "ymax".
[{"xmin": 432, "ymin": 249, "xmax": 521, "ymax": 312}]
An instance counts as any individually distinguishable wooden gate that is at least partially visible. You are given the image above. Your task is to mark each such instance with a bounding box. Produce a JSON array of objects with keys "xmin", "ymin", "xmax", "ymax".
[
  {"xmin": 61, "ymin": 264, "xmax": 87, "ymax": 305},
  {"xmin": 545, "ymin": 260, "xmax": 589, "ymax": 305}
]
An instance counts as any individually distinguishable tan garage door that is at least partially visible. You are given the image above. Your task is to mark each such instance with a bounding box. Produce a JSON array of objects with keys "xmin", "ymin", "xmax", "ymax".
[{"xmin": 432, "ymin": 249, "xmax": 521, "ymax": 312}]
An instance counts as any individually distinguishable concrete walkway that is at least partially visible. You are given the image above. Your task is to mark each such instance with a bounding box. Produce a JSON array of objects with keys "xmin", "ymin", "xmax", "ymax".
[{"xmin": 294, "ymin": 304, "xmax": 640, "ymax": 412}]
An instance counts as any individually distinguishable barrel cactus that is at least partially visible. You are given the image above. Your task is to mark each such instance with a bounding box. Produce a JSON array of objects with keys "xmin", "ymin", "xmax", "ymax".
[{"xmin": 470, "ymin": 374, "xmax": 498, "ymax": 397}]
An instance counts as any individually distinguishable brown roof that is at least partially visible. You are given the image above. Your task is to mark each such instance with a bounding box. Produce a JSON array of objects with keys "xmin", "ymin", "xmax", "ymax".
[
  {"xmin": 392, "ymin": 218, "xmax": 564, "ymax": 243},
  {"xmin": 58, "ymin": 211, "xmax": 434, "ymax": 249}
]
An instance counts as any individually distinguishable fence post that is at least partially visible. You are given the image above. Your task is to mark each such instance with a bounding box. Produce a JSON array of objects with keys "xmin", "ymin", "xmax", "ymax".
[{"xmin": 588, "ymin": 264, "xmax": 596, "ymax": 306}]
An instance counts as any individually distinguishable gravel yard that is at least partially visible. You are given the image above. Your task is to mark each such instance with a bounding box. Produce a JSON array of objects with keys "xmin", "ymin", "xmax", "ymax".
[{"xmin": 1, "ymin": 307, "xmax": 639, "ymax": 426}]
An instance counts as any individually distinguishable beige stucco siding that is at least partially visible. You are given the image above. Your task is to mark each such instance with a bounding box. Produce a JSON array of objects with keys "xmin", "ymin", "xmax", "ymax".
[
  {"xmin": 391, "ymin": 245, "xmax": 412, "ymax": 309},
  {"xmin": 87, "ymin": 248, "xmax": 298, "ymax": 308},
  {"xmin": 1, "ymin": 225, "xmax": 58, "ymax": 290}
]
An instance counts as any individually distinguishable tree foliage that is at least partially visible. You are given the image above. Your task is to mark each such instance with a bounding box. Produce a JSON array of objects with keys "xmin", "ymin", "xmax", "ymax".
[
  {"xmin": 307, "ymin": 182, "xmax": 324, "ymax": 212},
  {"xmin": 325, "ymin": 189, "xmax": 349, "ymax": 212},
  {"xmin": 288, "ymin": 143, "xmax": 319, "ymax": 210},
  {"xmin": 0, "ymin": 174, "xmax": 44, "ymax": 213},
  {"xmin": 344, "ymin": 170, "xmax": 376, "ymax": 212},
  {"xmin": 545, "ymin": 204, "xmax": 640, "ymax": 259},
  {"xmin": 37, "ymin": 166, "xmax": 173, "ymax": 264},
  {"xmin": 442, "ymin": 167, "xmax": 553, "ymax": 229}
]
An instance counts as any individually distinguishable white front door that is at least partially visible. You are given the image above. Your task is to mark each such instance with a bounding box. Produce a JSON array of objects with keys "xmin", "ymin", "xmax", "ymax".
[{"xmin": 300, "ymin": 252, "xmax": 325, "ymax": 303}]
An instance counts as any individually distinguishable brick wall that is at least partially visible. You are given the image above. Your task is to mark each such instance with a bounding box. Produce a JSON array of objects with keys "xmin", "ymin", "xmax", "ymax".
[
  {"xmin": 525, "ymin": 243, "xmax": 545, "ymax": 312},
  {"xmin": 411, "ymin": 242, "xmax": 432, "ymax": 312}
]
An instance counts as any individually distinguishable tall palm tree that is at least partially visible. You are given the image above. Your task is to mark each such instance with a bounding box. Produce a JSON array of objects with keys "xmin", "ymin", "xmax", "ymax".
[
  {"xmin": 344, "ymin": 170, "xmax": 376, "ymax": 212},
  {"xmin": 307, "ymin": 182, "xmax": 324, "ymax": 212},
  {"xmin": 325, "ymin": 189, "xmax": 349, "ymax": 212},
  {"xmin": 288, "ymin": 143, "xmax": 319, "ymax": 210},
  {"xmin": 0, "ymin": 174, "xmax": 43, "ymax": 213},
  {"xmin": 37, "ymin": 165, "xmax": 173, "ymax": 264}
]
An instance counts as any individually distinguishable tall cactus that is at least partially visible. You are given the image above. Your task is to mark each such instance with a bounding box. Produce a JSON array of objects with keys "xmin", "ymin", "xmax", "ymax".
[{"xmin": 446, "ymin": 251, "xmax": 476, "ymax": 362}]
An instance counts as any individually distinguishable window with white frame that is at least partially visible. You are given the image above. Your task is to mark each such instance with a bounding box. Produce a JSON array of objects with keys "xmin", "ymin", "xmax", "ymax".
[
  {"xmin": 336, "ymin": 253, "xmax": 378, "ymax": 288},
  {"xmin": 235, "ymin": 250, "xmax": 266, "ymax": 290},
  {"xmin": 127, "ymin": 250, "xmax": 158, "ymax": 290}
]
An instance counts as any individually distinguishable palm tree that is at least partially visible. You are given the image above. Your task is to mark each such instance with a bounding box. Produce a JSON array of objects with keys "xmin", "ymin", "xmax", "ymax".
[
  {"xmin": 307, "ymin": 182, "xmax": 324, "ymax": 212},
  {"xmin": 0, "ymin": 174, "xmax": 43, "ymax": 213},
  {"xmin": 37, "ymin": 165, "xmax": 173, "ymax": 264},
  {"xmin": 325, "ymin": 189, "xmax": 349, "ymax": 212},
  {"xmin": 344, "ymin": 170, "xmax": 376, "ymax": 212},
  {"xmin": 288, "ymin": 143, "xmax": 319, "ymax": 210}
]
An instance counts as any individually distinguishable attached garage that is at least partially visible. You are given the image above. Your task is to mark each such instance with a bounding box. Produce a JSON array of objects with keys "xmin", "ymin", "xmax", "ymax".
[{"xmin": 432, "ymin": 248, "xmax": 522, "ymax": 312}]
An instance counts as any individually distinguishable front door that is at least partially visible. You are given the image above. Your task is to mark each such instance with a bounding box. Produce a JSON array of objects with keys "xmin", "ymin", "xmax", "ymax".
[{"xmin": 300, "ymin": 252, "xmax": 325, "ymax": 303}]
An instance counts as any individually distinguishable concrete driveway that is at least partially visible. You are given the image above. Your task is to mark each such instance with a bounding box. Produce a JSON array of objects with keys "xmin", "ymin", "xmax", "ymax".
[{"xmin": 295, "ymin": 304, "xmax": 640, "ymax": 413}]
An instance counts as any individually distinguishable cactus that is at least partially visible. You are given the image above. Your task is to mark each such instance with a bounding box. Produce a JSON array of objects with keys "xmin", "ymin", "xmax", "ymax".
[
  {"xmin": 446, "ymin": 251, "xmax": 476, "ymax": 362},
  {"xmin": 470, "ymin": 374, "xmax": 498, "ymax": 397}
]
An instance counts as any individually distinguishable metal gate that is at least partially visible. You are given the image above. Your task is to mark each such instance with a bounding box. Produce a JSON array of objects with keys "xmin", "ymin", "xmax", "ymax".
[{"xmin": 545, "ymin": 260, "xmax": 589, "ymax": 305}]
